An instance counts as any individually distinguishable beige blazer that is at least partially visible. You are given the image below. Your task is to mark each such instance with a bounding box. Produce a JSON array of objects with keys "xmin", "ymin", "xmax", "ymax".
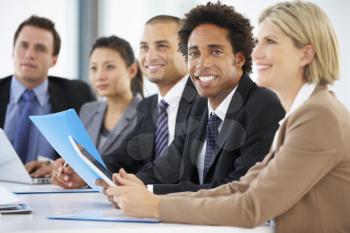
[{"xmin": 159, "ymin": 85, "xmax": 350, "ymax": 233}]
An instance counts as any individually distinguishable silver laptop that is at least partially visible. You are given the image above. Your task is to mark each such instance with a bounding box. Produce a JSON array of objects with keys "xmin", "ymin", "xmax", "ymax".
[{"xmin": 0, "ymin": 128, "xmax": 51, "ymax": 184}]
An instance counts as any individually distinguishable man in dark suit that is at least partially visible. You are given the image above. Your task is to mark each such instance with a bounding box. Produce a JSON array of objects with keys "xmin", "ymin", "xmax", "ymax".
[
  {"xmin": 104, "ymin": 16, "xmax": 199, "ymax": 173},
  {"xmin": 100, "ymin": 4, "xmax": 285, "ymax": 197},
  {"xmin": 136, "ymin": 74, "xmax": 284, "ymax": 194},
  {"xmin": 103, "ymin": 77, "xmax": 198, "ymax": 174},
  {"xmin": 0, "ymin": 15, "xmax": 95, "ymax": 178},
  {"xmin": 52, "ymin": 15, "xmax": 199, "ymax": 189}
]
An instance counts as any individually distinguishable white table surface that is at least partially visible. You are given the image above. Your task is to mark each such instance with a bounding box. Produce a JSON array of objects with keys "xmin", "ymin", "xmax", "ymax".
[{"xmin": 0, "ymin": 182, "xmax": 274, "ymax": 233}]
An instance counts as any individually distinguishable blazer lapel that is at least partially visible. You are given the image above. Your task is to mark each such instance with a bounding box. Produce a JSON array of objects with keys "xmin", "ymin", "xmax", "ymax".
[
  {"xmin": 185, "ymin": 101, "xmax": 208, "ymax": 181},
  {"xmin": 274, "ymin": 121, "xmax": 287, "ymax": 156},
  {"xmin": 213, "ymin": 116, "xmax": 236, "ymax": 157},
  {"xmin": 100, "ymin": 97, "xmax": 139, "ymax": 154},
  {"xmin": 100, "ymin": 116, "xmax": 127, "ymax": 154},
  {"xmin": 175, "ymin": 78, "xmax": 198, "ymax": 136},
  {"xmin": 88, "ymin": 103, "xmax": 106, "ymax": 146},
  {"xmin": 48, "ymin": 77, "xmax": 67, "ymax": 112},
  {"xmin": 209, "ymin": 74, "xmax": 255, "ymax": 170},
  {"xmin": 151, "ymin": 95, "xmax": 158, "ymax": 126},
  {"xmin": 272, "ymin": 85, "xmax": 325, "ymax": 156},
  {"xmin": 140, "ymin": 95, "xmax": 158, "ymax": 162}
]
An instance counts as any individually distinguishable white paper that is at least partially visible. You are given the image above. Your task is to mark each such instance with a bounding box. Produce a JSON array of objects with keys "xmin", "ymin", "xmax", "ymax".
[{"xmin": 0, "ymin": 185, "xmax": 22, "ymax": 206}]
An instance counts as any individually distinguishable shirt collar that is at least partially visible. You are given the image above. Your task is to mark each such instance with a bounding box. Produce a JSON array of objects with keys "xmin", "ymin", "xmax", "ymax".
[
  {"xmin": 278, "ymin": 82, "xmax": 316, "ymax": 126},
  {"xmin": 11, "ymin": 75, "xmax": 49, "ymax": 106},
  {"xmin": 287, "ymin": 83, "xmax": 316, "ymax": 118},
  {"xmin": 10, "ymin": 76, "xmax": 26, "ymax": 103},
  {"xmin": 157, "ymin": 75, "xmax": 188, "ymax": 107},
  {"xmin": 208, "ymin": 85, "xmax": 238, "ymax": 121}
]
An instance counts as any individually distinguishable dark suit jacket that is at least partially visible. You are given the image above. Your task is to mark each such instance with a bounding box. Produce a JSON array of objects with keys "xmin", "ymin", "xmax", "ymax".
[
  {"xmin": 136, "ymin": 74, "xmax": 285, "ymax": 194},
  {"xmin": 0, "ymin": 75, "xmax": 96, "ymax": 158},
  {"xmin": 104, "ymin": 77, "xmax": 199, "ymax": 173},
  {"xmin": 159, "ymin": 85, "xmax": 350, "ymax": 232}
]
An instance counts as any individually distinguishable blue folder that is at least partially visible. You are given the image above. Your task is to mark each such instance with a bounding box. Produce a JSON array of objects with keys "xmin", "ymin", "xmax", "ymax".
[
  {"xmin": 30, "ymin": 109, "xmax": 107, "ymax": 191},
  {"xmin": 48, "ymin": 208, "xmax": 160, "ymax": 223}
]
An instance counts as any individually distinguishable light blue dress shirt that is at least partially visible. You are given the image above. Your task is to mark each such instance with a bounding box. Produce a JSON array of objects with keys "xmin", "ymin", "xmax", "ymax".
[{"xmin": 4, "ymin": 76, "xmax": 55, "ymax": 163}]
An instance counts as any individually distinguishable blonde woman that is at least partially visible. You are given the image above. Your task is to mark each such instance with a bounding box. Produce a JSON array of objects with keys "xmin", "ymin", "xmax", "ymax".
[{"xmin": 104, "ymin": 2, "xmax": 350, "ymax": 232}]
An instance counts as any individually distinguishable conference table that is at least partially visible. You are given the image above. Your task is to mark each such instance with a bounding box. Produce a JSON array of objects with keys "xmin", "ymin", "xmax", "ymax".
[{"xmin": 0, "ymin": 181, "xmax": 273, "ymax": 233}]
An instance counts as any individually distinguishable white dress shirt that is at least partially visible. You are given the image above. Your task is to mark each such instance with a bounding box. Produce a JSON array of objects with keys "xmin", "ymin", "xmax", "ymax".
[
  {"xmin": 157, "ymin": 76, "xmax": 188, "ymax": 145},
  {"xmin": 147, "ymin": 76, "xmax": 188, "ymax": 193}
]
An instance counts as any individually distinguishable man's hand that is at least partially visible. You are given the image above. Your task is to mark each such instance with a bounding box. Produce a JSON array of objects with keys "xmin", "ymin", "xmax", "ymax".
[
  {"xmin": 51, "ymin": 158, "xmax": 86, "ymax": 189},
  {"xmin": 115, "ymin": 168, "xmax": 145, "ymax": 187},
  {"xmin": 95, "ymin": 168, "xmax": 146, "ymax": 208},
  {"xmin": 25, "ymin": 160, "xmax": 53, "ymax": 178},
  {"xmin": 106, "ymin": 185, "xmax": 160, "ymax": 219}
]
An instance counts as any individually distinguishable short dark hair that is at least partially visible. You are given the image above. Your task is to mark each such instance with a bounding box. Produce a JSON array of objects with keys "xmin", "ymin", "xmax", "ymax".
[
  {"xmin": 90, "ymin": 35, "xmax": 144, "ymax": 97},
  {"xmin": 179, "ymin": 2, "xmax": 255, "ymax": 74},
  {"xmin": 146, "ymin": 15, "xmax": 181, "ymax": 26},
  {"xmin": 14, "ymin": 15, "xmax": 61, "ymax": 56}
]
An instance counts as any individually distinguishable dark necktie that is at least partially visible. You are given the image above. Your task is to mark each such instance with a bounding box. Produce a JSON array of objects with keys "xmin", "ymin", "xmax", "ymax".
[
  {"xmin": 203, "ymin": 113, "xmax": 222, "ymax": 181},
  {"xmin": 154, "ymin": 100, "xmax": 169, "ymax": 158},
  {"xmin": 13, "ymin": 90, "xmax": 36, "ymax": 163}
]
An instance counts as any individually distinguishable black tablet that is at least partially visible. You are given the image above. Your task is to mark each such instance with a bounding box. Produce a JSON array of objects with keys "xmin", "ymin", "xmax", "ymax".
[{"xmin": 69, "ymin": 136, "xmax": 116, "ymax": 187}]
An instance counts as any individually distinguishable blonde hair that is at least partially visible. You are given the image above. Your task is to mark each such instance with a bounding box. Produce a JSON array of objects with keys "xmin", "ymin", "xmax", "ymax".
[{"xmin": 259, "ymin": 1, "xmax": 340, "ymax": 85}]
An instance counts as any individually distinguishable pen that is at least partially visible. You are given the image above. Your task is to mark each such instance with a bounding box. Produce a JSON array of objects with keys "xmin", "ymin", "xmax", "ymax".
[{"xmin": 57, "ymin": 162, "xmax": 68, "ymax": 178}]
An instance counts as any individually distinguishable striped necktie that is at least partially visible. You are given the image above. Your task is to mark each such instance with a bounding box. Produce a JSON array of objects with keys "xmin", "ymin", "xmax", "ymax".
[
  {"xmin": 154, "ymin": 100, "xmax": 169, "ymax": 158},
  {"xmin": 203, "ymin": 112, "xmax": 221, "ymax": 181},
  {"xmin": 12, "ymin": 89, "xmax": 36, "ymax": 163}
]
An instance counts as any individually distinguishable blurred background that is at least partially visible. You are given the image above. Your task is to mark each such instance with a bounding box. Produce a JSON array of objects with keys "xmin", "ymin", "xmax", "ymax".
[{"xmin": 0, "ymin": 0, "xmax": 348, "ymax": 108}]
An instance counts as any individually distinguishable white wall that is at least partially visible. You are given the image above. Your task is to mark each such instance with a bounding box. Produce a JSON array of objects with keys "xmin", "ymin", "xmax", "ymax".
[
  {"xmin": 0, "ymin": 0, "xmax": 78, "ymax": 79},
  {"xmin": 101, "ymin": 0, "xmax": 350, "ymax": 109},
  {"xmin": 220, "ymin": 0, "xmax": 350, "ymax": 109},
  {"xmin": 0, "ymin": 0, "xmax": 348, "ymax": 109},
  {"xmin": 98, "ymin": 0, "xmax": 198, "ymax": 96}
]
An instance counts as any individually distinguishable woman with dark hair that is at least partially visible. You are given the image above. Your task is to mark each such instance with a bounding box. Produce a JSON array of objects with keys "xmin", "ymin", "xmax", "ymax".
[
  {"xmin": 52, "ymin": 35, "xmax": 143, "ymax": 188},
  {"xmin": 82, "ymin": 35, "xmax": 143, "ymax": 155}
]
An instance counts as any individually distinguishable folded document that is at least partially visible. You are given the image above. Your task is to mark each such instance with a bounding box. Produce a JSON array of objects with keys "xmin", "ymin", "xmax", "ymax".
[
  {"xmin": 0, "ymin": 186, "xmax": 32, "ymax": 214},
  {"xmin": 30, "ymin": 109, "xmax": 108, "ymax": 191}
]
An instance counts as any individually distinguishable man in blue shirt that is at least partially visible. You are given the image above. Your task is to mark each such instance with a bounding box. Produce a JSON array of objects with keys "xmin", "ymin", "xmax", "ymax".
[{"xmin": 0, "ymin": 15, "xmax": 95, "ymax": 178}]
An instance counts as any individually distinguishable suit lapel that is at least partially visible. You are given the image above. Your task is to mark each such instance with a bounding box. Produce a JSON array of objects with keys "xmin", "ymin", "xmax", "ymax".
[
  {"xmin": 208, "ymin": 74, "xmax": 255, "ymax": 170},
  {"xmin": 274, "ymin": 121, "xmax": 287, "ymax": 157},
  {"xmin": 88, "ymin": 103, "xmax": 106, "ymax": 146},
  {"xmin": 100, "ymin": 97, "xmax": 139, "ymax": 154},
  {"xmin": 186, "ymin": 102, "xmax": 208, "ymax": 182},
  {"xmin": 140, "ymin": 95, "xmax": 158, "ymax": 162},
  {"xmin": 174, "ymin": 78, "xmax": 200, "ymax": 180},
  {"xmin": 100, "ymin": 116, "xmax": 127, "ymax": 154},
  {"xmin": 151, "ymin": 95, "xmax": 158, "ymax": 126},
  {"xmin": 272, "ymin": 85, "xmax": 325, "ymax": 157},
  {"xmin": 0, "ymin": 76, "xmax": 11, "ymax": 128},
  {"xmin": 175, "ymin": 78, "xmax": 198, "ymax": 136},
  {"xmin": 48, "ymin": 77, "xmax": 66, "ymax": 112}
]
